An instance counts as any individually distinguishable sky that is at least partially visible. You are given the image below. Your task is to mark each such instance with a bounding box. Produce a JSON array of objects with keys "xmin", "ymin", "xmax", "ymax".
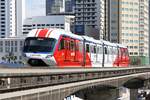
[{"xmin": 25, "ymin": 0, "xmax": 45, "ymax": 18}]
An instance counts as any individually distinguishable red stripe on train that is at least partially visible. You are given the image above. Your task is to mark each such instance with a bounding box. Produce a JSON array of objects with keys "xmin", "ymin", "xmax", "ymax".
[
  {"xmin": 37, "ymin": 29, "xmax": 49, "ymax": 37},
  {"xmin": 35, "ymin": 29, "xmax": 39, "ymax": 37},
  {"xmin": 47, "ymin": 30, "xmax": 53, "ymax": 38}
]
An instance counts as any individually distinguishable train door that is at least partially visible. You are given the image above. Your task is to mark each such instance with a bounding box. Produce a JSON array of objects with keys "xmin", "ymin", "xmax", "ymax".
[
  {"xmin": 108, "ymin": 46, "xmax": 113, "ymax": 65},
  {"xmin": 56, "ymin": 37, "xmax": 65, "ymax": 66},
  {"xmin": 64, "ymin": 37, "xmax": 71, "ymax": 62},
  {"xmin": 56, "ymin": 36, "xmax": 71, "ymax": 66},
  {"xmin": 112, "ymin": 46, "xmax": 119, "ymax": 67},
  {"xmin": 104, "ymin": 45, "xmax": 108, "ymax": 65},
  {"xmin": 97, "ymin": 45, "xmax": 103, "ymax": 66},
  {"xmin": 74, "ymin": 40, "xmax": 80, "ymax": 62},
  {"xmin": 118, "ymin": 47, "xmax": 122, "ymax": 66},
  {"xmin": 70, "ymin": 39, "xmax": 75, "ymax": 62},
  {"xmin": 120, "ymin": 48, "xmax": 129, "ymax": 67},
  {"xmin": 85, "ymin": 43, "xmax": 90, "ymax": 65},
  {"xmin": 107, "ymin": 46, "xmax": 110, "ymax": 65},
  {"xmin": 90, "ymin": 44, "xmax": 97, "ymax": 65},
  {"xmin": 78, "ymin": 41, "xmax": 84, "ymax": 65},
  {"xmin": 111, "ymin": 47, "xmax": 114, "ymax": 63},
  {"xmin": 124, "ymin": 48, "xmax": 129, "ymax": 66},
  {"xmin": 121, "ymin": 48, "xmax": 125, "ymax": 66},
  {"xmin": 112, "ymin": 47, "xmax": 117, "ymax": 63},
  {"xmin": 107, "ymin": 45, "xmax": 112, "ymax": 66}
]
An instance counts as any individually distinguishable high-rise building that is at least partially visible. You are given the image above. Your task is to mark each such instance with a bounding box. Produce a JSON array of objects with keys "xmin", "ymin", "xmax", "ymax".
[
  {"xmin": 149, "ymin": 0, "xmax": 150, "ymax": 64},
  {"xmin": 74, "ymin": 0, "xmax": 105, "ymax": 39},
  {"xmin": 9, "ymin": 0, "xmax": 25, "ymax": 37},
  {"xmin": 108, "ymin": 0, "xmax": 149, "ymax": 65},
  {"xmin": 0, "ymin": 0, "xmax": 9, "ymax": 38},
  {"xmin": 105, "ymin": 0, "xmax": 120, "ymax": 42},
  {"xmin": 0, "ymin": 0, "xmax": 25, "ymax": 38},
  {"xmin": 46, "ymin": 0, "xmax": 75, "ymax": 15},
  {"xmin": 138, "ymin": 0, "xmax": 149, "ymax": 65},
  {"xmin": 65, "ymin": 0, "xmax": 75, "ymax": 13},
  {"xmin": 46, "ymin": 0, "xmax": 65, "ymax": 15}
]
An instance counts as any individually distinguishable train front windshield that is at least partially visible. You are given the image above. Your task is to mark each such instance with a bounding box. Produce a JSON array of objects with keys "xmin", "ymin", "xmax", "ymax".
[{"xmin": 23, "ymin": 37, "xmax": 56, "ymax": 53}]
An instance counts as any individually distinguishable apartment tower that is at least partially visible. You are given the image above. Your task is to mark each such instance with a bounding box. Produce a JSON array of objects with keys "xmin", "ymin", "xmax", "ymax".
[
  {"xmin": 0, "ymin": 0, "xmax": 24, "ymax": 38},
  {"xmin": 75, "ymin": 0, "xmax": 105, "ymax": 39},
  {"xmin": 108, "ymin": 0, "xmax": 149, "ymax": 65}
]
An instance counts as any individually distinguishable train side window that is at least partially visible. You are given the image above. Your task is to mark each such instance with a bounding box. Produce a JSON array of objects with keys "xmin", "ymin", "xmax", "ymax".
[
  {"xmin": 86, "ymin": 44, "xmax": 90, "ymax": 52},
  {"xmin": 110, "ymin": 47, "xmax": 113, "ymax": 55},
  {"xmin": 99, "ymin": 46, "xmax": 103, "ymax": 54},
  {"xmin": 97, "ymin": 46, "xmax": 99, "ymax": 54},
  {"xmin": 108, "ymin": 46, "xmax": 112, "ymax": 55},
  {"xmin": 94, "ymin": 46, "xmax": 96, "ymax": 53},
  {"xmin": 64, "ymin": 40, "xmax": 70, "ymax": 50},
  {"xmin": 59, "ymin": 39, "xmax": 64, "ymax": 50},
  {"xmin": 90, "ymin": 45, "xmax": 94, "ymax": 53},
  {"xmin": 105, "ymin": 46, "xmax": 107, "ymax": 54},
  {"xmin": 125, "ymin": 49, "xmax": 129, "ymax": 56},
  {"xmin": 70, "ymin": 40, "xmax": 75, "ymax": 51},
  {"xmin": 79, "ymin": 42, "xmax": 83, "ymax": 52},
  {"xmin": 115, "ymin": 48, "xmax": 118, "ymax": 55},
  {"xmin": 112, "ymin": 47, "xmax": 115, "ymax": 55},
  {"xmin": 75, "ymin": 42, "xmax": 79, "ymax": 51},
  {"xmin": 107, "ymin": 47, "xmax": 110, "ymax": 55},
  {"xmin": 119, "ymin": 48, "xmax": 121, "ymax": 56},
  {"xmin": 121, "ymin": 48, "xmax": 125, "ymax": 56}
]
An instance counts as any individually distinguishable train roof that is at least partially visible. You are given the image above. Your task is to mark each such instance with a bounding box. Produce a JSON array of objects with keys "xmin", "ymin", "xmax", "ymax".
[
  {"xmin": 102, "ymin": 40, "xmax": 117, "ymax": 47},
  {"xmin": 117, "ymin": 43, "xmax": 127, "ymax": 48},
  {"xmin": 27, "ymin": 28, "xmax": 127, "ymax": 48},
  {"xmin": 82, "ymin": 36, "xmax": 103, "ymax": 44},
  {"xmin": 27, "ymin": 28, "xmax": 83, "ymax": 40}
]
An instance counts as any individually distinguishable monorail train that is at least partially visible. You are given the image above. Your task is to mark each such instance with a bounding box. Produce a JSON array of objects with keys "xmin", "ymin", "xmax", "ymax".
[{"xmin": 23, "ymin": 28, "xmax": 130, "ymax": 67}]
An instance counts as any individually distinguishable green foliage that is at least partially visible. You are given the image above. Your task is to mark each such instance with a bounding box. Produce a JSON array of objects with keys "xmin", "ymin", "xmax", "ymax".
[
  {"xmin": 130, "ymin": 56, "xmax": 141, "ymax": 65},
  {"xmin": 1, "ymin": 52, "xmax": 17, "ymax": 64}
]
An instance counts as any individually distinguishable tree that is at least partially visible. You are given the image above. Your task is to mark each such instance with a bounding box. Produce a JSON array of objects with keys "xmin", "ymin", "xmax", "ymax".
[{"xmin": 1, "ymin": 52, "xmax": 17, "ymax": 63}]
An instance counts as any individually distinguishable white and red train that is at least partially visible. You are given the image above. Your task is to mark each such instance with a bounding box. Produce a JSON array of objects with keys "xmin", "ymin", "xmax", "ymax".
[{"xmin": 23, "ymin": 28, "xmax": 130, "ymax": 67}]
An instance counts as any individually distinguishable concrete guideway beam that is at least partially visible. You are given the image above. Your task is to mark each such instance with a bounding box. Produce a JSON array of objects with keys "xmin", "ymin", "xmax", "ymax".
[{"xmin": 0, "ymin": 71, "xmax": 150, "ymax": 100}]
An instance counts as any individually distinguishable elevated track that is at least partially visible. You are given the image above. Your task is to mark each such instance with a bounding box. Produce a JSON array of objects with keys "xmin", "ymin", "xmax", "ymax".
[{"xmin": 0, "ymin": 66, "xmax": 149, "ymax": 93}]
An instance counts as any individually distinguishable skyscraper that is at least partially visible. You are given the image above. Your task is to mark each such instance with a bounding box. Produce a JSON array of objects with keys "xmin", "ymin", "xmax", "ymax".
[
  {"xmin": 0, "ymin": 0, "xmax": 25, "ymax": 38},
  {"xmin": 74, "ymin": 0, "xmax": 105, "ymax": 39},
  {"xmin": 46, "ymin": 0, "xmax": 75, "ymax": 15},
  {"xmin": 108, "ymin": 0, "xmax": 149, "ymax": 65},
  {"xmin": 46, "ymin": 0, "xmax": 65, "ymax": 15},
  {"xmin": 0, "ymin": 0, "xmax": 9, "ymax": 38},
  {"xmin": 65, "ymin": 0, "xmax": 75, "ymax": 13}
]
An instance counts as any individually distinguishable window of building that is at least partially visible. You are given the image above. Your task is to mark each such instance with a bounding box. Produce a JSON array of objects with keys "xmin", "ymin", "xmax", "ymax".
[
  {"xmin": 15, "ymin": 47, "xmax": 17, "ymax": 52},
  {"xmin": 1, "ymin": 29, "xmax": 5, "ymax": 31},
  {"xmin": 15, "ymin": 41, "xmax": 17, "ymax": 46},
  {"xmin": 134, "ymin": 52, "xmax": 138, "ymax": 55},
  {"xmin": 130, "ymin": 52, "xmax": 133, "ymax": 55},
  {"xmin": 1, "ymin": 33, "xmax": 5, "ymax": 35},
  {"xmin": 0, "ymin": 47, "xmax": 3, "ymax": 52},
  {"xmin": 130, "ymin": 46, "xmax": 133, "ymax": 49}
]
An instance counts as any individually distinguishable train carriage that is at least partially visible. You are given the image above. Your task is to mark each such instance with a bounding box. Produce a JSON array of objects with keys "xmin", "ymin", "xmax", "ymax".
[{"xmin": 23, "ymin": 28, "xmax": 129, "ymax": 67}]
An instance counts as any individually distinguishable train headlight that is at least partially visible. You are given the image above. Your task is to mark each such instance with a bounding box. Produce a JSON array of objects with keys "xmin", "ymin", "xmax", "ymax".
[{"xmin": 46, "ymin": 55, "xmax": 53, "ymax": 59}]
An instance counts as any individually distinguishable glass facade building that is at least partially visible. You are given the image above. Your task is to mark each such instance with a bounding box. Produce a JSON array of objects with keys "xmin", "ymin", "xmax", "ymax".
[{"xmin": 46, "ymin": 0, "xmax": 75, "ymax": 15}]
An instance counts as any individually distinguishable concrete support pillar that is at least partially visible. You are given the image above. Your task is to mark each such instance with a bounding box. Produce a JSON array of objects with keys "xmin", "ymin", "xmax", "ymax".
[
  {"xmin": 130, "ymin": 89, "xmax": 138, "ymax": 100},
  {"xmin": 85, "ymin": 89, "xmax": 119, "ymax": 100}
]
